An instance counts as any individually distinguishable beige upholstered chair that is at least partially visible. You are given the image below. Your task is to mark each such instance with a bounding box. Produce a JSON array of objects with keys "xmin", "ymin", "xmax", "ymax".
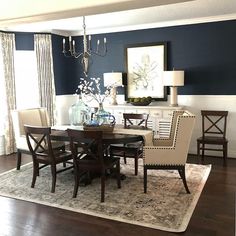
[
  {"xmin": 11, "ymin": 108, "xmax": 64, "ymax": 170},
  {"xmin": 143, "ymin": 111, "xmax": 195, "ymax": 194}
]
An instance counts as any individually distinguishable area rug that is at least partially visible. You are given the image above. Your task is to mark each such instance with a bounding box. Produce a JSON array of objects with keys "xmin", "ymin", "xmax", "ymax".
[{"xmin": 0, "ymin": 160, "xmax": 211, "ymax": 232}]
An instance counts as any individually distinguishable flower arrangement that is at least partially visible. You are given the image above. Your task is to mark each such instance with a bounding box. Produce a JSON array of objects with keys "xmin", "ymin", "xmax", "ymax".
[{"xmin": 76, "ymin": 77, "xmax": 111, "ymax": 104}]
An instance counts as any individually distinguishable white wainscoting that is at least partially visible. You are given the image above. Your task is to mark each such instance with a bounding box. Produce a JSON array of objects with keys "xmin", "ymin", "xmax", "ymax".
[
  {"xmin": 54, "ymin": 94, "xmax": 236, "ymax": 158},
  {"xmin": 1, "ymin": 95, "xmax": 233, "ymax": 156}
]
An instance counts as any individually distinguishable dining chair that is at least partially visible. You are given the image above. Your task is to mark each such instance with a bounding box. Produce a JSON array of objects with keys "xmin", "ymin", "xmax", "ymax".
[
  {"xmin": 67, "ymin": 129, "xmax": 121, "ymax": 202},
  {"xmin": 11, "ymin": 107, "xmax": 65, "ymax": 170},
  {"xmin": 197, "ymin": 110, "xmax": 228, "ymax": 166},
  {"xmin": 143, "ymin": 111, "xmax": 195, "ymax": 193},
  {"xmin": 109, "ymin": 113, "xmax": 149, "ymax": 175},
  {"xmin": 24, "ymin": 125, "xmax": 73, "ymax": 193}
]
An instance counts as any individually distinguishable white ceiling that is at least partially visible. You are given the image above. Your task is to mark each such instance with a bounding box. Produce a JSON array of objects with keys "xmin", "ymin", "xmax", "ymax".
[{"xmin": 1, "ymin": 0, "xmax": 236, "ymax": 36}]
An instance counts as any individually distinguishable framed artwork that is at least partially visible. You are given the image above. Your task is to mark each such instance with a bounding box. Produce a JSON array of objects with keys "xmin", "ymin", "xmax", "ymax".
[{"xmin": 125, "ymin": 42, "xmax": 167, "ymax": 101}]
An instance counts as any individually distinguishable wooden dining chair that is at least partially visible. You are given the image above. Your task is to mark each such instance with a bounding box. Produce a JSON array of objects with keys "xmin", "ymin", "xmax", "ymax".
[
  {"xmin": 197, "ymin": 110, "xmax": 228, "ymax": 166},
  {"xmin": 24, "ymin": 125, "xmax": 73, "ymax": 193},
  {"xmin": 67, "ymin": 129, "xmax": 121, "ymax": 202},
  {"xmin": 110, "ymin": 113, "xmax": 149, "ymax": 175}
]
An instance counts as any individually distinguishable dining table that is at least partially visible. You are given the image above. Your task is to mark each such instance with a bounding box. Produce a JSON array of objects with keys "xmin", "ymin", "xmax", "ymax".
[
  {"xmin": 51, "ymin": 125, "xmax": 154, "ymax": 146},
  {"xmin": 51, "ymin": 125, "xmax": 154, "ymax": 182}
]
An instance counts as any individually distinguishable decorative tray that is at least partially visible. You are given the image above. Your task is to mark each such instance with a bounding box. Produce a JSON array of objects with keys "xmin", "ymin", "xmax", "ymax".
[{"xmin": 83, "ymin": 124, "xmax": 114, "ymax": 132}]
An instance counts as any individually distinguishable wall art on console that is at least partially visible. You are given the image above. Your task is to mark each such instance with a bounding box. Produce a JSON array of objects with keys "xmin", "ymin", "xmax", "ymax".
[{"xmin": 125, "ymin": 42, "xmax": 167, "ymax": 101}]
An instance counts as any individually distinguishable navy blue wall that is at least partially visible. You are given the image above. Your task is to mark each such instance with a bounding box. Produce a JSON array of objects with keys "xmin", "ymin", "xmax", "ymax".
[
  {"xmin": 15, "ymin": 20, "xmax": 236, "ymax": 96},
  {"xmin": 15, "ymin": 32, "xmax": 34, "ymax": 50}
]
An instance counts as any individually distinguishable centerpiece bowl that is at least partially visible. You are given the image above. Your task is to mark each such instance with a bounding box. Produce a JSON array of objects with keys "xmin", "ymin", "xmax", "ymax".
[{"xmin": 130, "ymin": 101, "xmax": 151, "ymax": 106}]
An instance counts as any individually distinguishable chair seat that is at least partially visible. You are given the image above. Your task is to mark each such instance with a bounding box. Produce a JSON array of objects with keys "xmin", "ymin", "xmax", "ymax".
[
  {"xmin": 36, "ymin": 150, "xmax": 72, "ymax": 164},
  {"xmin": 197, "ymin": 136, "xmax": 228, "ymax": 144}
]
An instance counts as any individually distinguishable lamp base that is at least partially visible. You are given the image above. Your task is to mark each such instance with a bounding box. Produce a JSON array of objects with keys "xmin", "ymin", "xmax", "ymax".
[
  {"xmin": 110, "ymin": 87, "xmax": 118, "ymax": 105},
  {"xmin": 170, "ymin": 86, "xmax": 179, "ymax": 107}
]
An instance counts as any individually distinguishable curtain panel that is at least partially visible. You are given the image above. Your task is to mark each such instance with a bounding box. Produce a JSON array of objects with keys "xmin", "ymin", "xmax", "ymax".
[
  {"xmin": 0, "ymin": 32, "xmax": 16, "ymax": 154},
  {"xmin": 34, "ymin": 34, "xmax": 56, "ymax": 125}
]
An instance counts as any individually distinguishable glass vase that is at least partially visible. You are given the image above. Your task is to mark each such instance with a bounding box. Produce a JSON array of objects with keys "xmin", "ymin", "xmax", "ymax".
[
  {"xmin": 69, "ymin": 95, "xmax": 91, "ymax": 126},
  {"xmin": 93, "ymin": 103, "xmax": 115, "ymax": 126}
]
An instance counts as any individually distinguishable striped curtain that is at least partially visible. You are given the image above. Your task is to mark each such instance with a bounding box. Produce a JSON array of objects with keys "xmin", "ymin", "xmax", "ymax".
[
  {"xmin": 34, "ymin": 34, "xmax": 56, "ymax": 125},
  {"xmin": 0, "ymin": 32, "xmax": 16, "ymax": 154}
]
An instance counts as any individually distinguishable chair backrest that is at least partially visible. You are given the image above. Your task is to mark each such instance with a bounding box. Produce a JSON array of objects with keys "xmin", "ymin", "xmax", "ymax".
[
  {"xmin": 24, "ymin": 125, "xmax": 54, "ymax": 162},
  {"xmin": 153, "ymin": 110, "xmax": 184, "ymax": 146},
  {"xmin": 123, "ymin": 113, "xmax": 149, "ymax": 129},
  {"xmin": 11, "ymin": 108, "xmax": 49, "ymax": 149},
  {"xmin": 144, "ymin": 111, "xmax": 195, "ymax": 165},
  {"xmin": 67, "ymin": 129, "xmax": 104, "ymax": 168},
  {"xmin": 201, "ymin": 110, "xmax": 228, "ymax": 138},
  {"xmin": 172, "ymin": 111, "xmax": 196, "ymax": 164}
]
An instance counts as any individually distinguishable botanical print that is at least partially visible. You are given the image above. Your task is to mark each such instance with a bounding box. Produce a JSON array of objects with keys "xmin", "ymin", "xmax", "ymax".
[{"xmin": 127, "ymin": 44, "xmax": 165, "ymax": 99}]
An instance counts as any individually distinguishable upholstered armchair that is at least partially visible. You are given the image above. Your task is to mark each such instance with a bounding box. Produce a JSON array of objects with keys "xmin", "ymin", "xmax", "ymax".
[
  {"xmin": 11, "ymin": 108, "xmax": 64, "ymax": 170},
  {"xmin": 143, "ymin": 111, "xmax": 195, "ymax": 194}
]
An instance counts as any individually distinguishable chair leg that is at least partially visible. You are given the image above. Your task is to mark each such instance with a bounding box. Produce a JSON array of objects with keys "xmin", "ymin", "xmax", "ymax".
[
  {"xmin": 178, "ymin": 166, "xmax": 190, "ymax": 194},
  {"xmin": 197, "ymin": 141, "xmax": 200, "ymax": 163},
  {"xmin": 31, "ymin": 162, "xmax": 38, "ymax": 188},
  {"xmin": 123, "ymin": 154, "xmax": 127, "ymax": 164},
  {"xmin": 223, "ymin": 143, "xmax": 228, "ymax": 166},
  {"xmin": 73, "ymin": 169, "xmax": 80, "ymax": 198},
  {"xmin": 144, "ymin": 166, "xmax": 147, "ymax": 193},
  {"xmin": 134, "ymin": 157, "xmax": 138, "ymax": 175},
  {"xmin": 201, "ymin": 144, "xmax": 205, "ymax": 164},
  {"xmin": 16, "ymin": 150, "xmax": 22, "ymax": 170},
  {"xmin": 116, "ymin": 162, "xmax": 121, "ymax": 189},
  {"xmin": 36, "ymin": 163, "xmax": 40, "ymax": 176},
  {"xmin": 51, "ymin": 165, "xmax": 57, "ymax": 193},
  {"xmin": 101, "ymin": 172, "xmax": 105, "ymax": 202}
]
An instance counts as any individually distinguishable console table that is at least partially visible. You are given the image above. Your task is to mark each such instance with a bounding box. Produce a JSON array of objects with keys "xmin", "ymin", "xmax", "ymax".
[{"xmin": 104, "ymin": 104, "xmax": 183, "ymax": 137}]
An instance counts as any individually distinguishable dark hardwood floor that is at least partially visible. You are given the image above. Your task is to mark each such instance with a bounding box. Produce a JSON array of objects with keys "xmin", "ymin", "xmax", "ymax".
[{"xmin": 0, "ymin": 153, "xmax": 234, "ymax": 236}]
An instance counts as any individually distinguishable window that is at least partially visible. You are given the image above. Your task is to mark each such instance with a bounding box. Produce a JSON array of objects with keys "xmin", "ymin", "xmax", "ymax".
[{"xmin": 14, "ymin": 50, "xmax": 39, "ymax": 109}]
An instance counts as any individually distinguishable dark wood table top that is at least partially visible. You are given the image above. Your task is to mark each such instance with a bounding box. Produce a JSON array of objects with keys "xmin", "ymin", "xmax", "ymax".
[{"xmin": 51, "ymin": 129, "xmax": 143, "ymax": 145}]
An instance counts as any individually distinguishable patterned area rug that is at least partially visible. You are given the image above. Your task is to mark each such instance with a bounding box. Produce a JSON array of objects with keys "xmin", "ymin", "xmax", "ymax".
[{"xmin": 0, "ymin": 160, "xmax": 211, "ymax": 232}]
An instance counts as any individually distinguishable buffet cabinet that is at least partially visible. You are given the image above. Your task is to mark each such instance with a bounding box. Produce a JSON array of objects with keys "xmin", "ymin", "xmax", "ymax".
[{"xmin": 104, "ymin": 105, "xmax": 183, "ymax": 137}]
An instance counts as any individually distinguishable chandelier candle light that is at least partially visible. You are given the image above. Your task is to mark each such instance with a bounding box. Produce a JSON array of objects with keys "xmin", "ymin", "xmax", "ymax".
[
  {"xmin": 62, "ymin": 16, "xmax": 107, "ymax": 76},
  {"xmin": 103, "ymin": 72, "xmax": 123, "ymax": 105},
  {"xmin": 163, "ymin": 70, "xmax": 184, "ymax": 107}
]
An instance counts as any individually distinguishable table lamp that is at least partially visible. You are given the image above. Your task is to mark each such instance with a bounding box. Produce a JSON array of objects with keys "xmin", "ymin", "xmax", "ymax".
[
  {"xmin": 103, "ymin": 72, "xmax": 123, "ymax": 105},
  {"xmin": 163, "ymin": 70, "xmax": 184, "ymax": 107}
]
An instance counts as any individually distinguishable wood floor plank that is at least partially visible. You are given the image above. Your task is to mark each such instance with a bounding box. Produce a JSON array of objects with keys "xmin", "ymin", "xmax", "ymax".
[{"xmin": 0, "ymin": 153, "xmax": 234, "ymax": 236}]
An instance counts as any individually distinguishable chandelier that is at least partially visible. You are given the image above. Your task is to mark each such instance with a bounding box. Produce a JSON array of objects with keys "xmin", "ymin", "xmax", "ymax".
[{"xmin": 62, "ymin": 16, "xmax": 107, "ymax": 77}]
